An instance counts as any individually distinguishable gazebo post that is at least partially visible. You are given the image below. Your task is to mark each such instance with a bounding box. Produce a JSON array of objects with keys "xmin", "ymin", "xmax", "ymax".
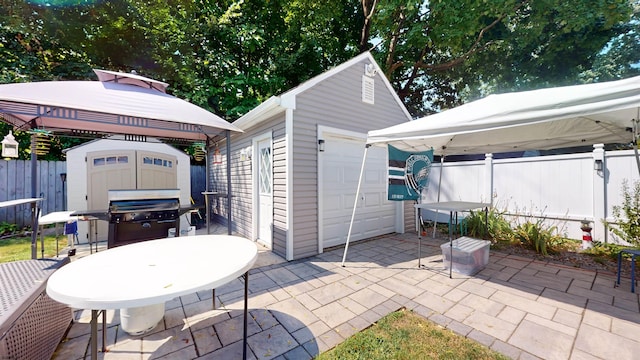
[{"xmin": 30, "ymin": 133, "xmax": 38, "ymax": 259}]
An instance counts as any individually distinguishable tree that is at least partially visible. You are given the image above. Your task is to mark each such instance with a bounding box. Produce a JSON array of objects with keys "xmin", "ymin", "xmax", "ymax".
[
  {"xmin": 580, "ymin": 8, "xmax": 640, "ymax": 82},
  {"xmin": 131, "ymin": 0, "xmax": 361, "ymax": 119},
  {"xmin": 364, "ymin": 0, "xmax": 636, "ymax": 116}
]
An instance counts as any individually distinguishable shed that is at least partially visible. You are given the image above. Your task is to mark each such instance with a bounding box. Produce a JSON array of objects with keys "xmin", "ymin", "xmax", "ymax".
[
  {"xmin": 211, "ymin": 52, "xmax": 413, "ymax": 260},
  {"xmin": 65, "ymin": 136, "xmax": 191, "ymax": 243}
]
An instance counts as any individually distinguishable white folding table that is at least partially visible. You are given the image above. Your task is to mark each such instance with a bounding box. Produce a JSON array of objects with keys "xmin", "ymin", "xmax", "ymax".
[
  {"xmin": 38, "ymin": 211, "xmax": 78, "ymax": 258},
  {"xmin": 414, "ymin": 201, "xmax": 489, "ymax": 277},
  {"xmin": 0, "ymin": 198, "xmax": 42, "ymax": 259},
  {"xmin": 46, "ymin": 235, "xmax": 258, "ymax": 360}
]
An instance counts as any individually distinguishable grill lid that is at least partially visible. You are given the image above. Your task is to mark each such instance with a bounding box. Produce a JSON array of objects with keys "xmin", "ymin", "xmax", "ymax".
[{"xmin": 108, "ymin": 189, "xmax": 180, "ymax": 202}]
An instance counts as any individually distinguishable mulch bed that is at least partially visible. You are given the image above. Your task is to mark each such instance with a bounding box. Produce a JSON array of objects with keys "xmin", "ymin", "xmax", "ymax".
[{"xmin": 491, "ymin": 242, "xmax": 627, "ymax": 277}]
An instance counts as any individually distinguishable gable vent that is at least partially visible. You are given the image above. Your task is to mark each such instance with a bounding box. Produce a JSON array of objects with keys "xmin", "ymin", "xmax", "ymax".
[{"xmin": 362, "ymin": 76, "xmax": 375, "ymax": 104}]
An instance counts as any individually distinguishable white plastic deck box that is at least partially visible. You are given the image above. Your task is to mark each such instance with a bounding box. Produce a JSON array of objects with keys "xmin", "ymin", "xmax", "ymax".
[{"xmin": 441, "ymin": 236, "xmax": 491, "ymax": 275}]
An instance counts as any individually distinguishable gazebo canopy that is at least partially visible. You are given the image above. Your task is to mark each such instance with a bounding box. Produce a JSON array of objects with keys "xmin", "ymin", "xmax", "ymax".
[{"xmin": 0, "ymin": 70, "xmax": 241, "ymax": 141}]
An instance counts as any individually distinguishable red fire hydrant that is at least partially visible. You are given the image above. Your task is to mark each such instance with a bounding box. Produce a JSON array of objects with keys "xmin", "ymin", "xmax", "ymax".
[{"xmin": 580, "ymin": 220, "xmax": 593, "ymax": 250}]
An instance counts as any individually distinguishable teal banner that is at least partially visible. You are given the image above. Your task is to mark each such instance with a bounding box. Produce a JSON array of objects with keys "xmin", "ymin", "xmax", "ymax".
[{"xmin": 388, "ymin": 145, "xmax": 433, "ymax": 201}]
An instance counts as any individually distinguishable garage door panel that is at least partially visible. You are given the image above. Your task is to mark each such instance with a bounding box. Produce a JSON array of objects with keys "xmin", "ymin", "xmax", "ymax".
[
  {"xmin": 323, "ymin": 168, "xmax": 342, "ymax": 185},
  {"xmin": 362, "ymin": 192, "xmax": 382, "ymax": 206},
  {"xmin": 324, "ymin": 194, "xmax": 343, "ymax": 211},
  {"xmin": 321, "ymin": 134, "xmax": 396, "ymax": 249}
]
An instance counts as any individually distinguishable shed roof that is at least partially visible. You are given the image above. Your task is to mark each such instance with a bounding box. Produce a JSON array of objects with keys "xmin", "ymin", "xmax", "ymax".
[{"xmin": 233, "ymin": 52, "xmax": 411, "ymax": 130}]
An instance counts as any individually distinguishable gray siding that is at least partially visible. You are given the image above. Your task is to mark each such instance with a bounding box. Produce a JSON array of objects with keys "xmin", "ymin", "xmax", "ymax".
[
  {"xmin": 404, "ymin": 201, "xmax": 416, "ymax": 234},
  {"xmin": 210, "ymin": 113, "xmax": 288, "ymax": 258},
  {"xmin": 290, "ymin": 58, "xmax": 409, "ymax": 259}
]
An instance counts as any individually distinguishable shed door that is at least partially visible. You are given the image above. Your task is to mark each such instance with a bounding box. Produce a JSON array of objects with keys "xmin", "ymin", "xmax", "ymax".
[
  {"xmin": 87, "ymin": 150, "xmax": 178, "ymax": 241},
  {"xmin": 87, "ymin": 150, "xmax": 136, "ymax": 239},
  {"xmin": 137, "ymin": 151, "xmax": 178, "ymax": 189},
  {"xmin": 256, "ymin": 138, "xmax": 273, "ymax": 248},
  {"xmin": 320, "ymin": 134, "xmax": 395, "ymax": 249}
]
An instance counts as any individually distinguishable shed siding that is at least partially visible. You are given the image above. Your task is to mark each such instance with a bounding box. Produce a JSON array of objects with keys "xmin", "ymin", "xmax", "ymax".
[
  {"xmin": 404, "ymin": 201, "xmax": 416, "ymax": 234},
  {"xmin": 289, "ymin": 58, "xmax": 408, "ymax": 259},
  {"xmin": 211, "ymin": 114, "xmax": 287, "ymax": 258}
]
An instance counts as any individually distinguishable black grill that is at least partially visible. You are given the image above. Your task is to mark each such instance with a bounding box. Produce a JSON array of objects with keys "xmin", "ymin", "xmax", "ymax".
[{"xmin": 107, "ymin": 189, "xmax": 180, "ymax": 248}]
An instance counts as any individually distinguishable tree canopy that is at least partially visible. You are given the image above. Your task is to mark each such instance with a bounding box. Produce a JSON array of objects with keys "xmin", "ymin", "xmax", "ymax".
[{"xmin": 1, "ymin": 0, "xmax": 639, "ymax": 159}]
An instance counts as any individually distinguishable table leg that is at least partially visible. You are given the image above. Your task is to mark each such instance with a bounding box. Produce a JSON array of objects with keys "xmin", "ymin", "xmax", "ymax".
[
  {"xmin": 243, "ymin": 271, "xmax": 249, "ymax": 360},
  {"xmin": 41, "ymin": 224, "xmax": 46, "ymax": 259},
  {"xmin": 212, "ymin": 289, "xmax": 216, "ymax": 309},
  {"xmin": 449, "ymin": 210, "xmax": 453, "ymax": 279},
  {"xmin": 417, "ymin": 211, "xmax": 423, "ymax": 268},
  {"xmin": 55, "ymin": 223, "xmax": 59, "ymax": 257},
  {"xmin": 94, "ymin": 219, "xmax": 99, "ymax": 253},
  {"xmin": 91, "ymin": 310, "xmax": 98, "ymax": 360},
  {"xmin": 89, "ymin": 220, "xmax": 93, "ymax": 254},
  {"xmin": 632, "ymin": 255, "xmax": 636, "ymax": 293},
  {"xmin": 205, "ymin": 194, "xmax": 211, "ymax": 235},
  {"xmin": 102, "ymin": 310, "xmax": 107, "ymax": 352}
]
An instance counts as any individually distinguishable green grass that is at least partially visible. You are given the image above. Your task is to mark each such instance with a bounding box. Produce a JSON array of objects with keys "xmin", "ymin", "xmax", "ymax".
[
  {"xmin": 0, "ymin": 233, "xmax": 68, "ymax": 263},
  {"xmin": 316, "ymin": 309, "xmax": 509, "ymax": 360}
]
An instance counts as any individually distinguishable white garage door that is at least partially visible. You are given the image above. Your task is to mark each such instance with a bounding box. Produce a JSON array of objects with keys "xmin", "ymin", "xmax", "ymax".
[{"xmin": 320, "ymin": 133, "xmax": 396, "ymax": 249}]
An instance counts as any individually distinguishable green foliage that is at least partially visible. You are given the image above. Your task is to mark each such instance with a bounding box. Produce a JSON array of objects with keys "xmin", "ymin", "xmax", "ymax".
[
  {"xmin": 1, "ymin": 0, "xmax": 637, "ymax": 122},
  {"xmin": 609, "ymin": 179, "xmax": 640, "ymax": 246},
  {"xmin": 465, "ymin": 206, "xmax": 569, "ymax": 255},
  {"xmin": 583, "ymin": 241, "xmax": 627, "ymax": 263},
  {"xmin": 465, "ymin": 207, "xmax": 514, "ymax": 243},
  {"xmin": 513, "ymin": 220, "xmax": 562, "ymax": 256},
  {"xmin": 0, "ymin": 221, "xmax": 19, "ymax": 236},
  {"xmin": 370, "ymin": 0, "xmax": 635, "ymax": 116}
]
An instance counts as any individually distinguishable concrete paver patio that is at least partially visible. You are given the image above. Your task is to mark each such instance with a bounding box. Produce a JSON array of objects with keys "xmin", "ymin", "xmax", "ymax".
[{"xmin": 53, "ymin": 232, "xmax": 640, "ymax": 359}]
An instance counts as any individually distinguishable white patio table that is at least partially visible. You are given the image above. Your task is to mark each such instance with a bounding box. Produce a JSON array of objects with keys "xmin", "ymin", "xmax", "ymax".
[{"xmin": 46, "ymin": 234, "xmax": 258, "ymax": 360}]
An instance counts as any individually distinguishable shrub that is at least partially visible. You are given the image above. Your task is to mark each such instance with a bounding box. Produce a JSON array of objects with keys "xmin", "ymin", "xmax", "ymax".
[
  {"xmin": 0, "ymin": 222, "xmax": 19, "ymax": 236},
  {"xmin": 465, "ymin": 207, "xmax": 514, "ymax": 243},
  {"xmin": 609, "ymin": 179, "xmax": 640, "ymax": 247},
  {"xmin": 583, "ymin": 241, "xmax": 627, "ymax": 262},
  {"xmin": 513, "ymin": 219, "xmax": 563, "ymax": 255}
]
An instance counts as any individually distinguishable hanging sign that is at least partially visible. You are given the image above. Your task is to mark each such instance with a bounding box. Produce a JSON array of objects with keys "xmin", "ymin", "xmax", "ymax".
[{"xmin": 387, "ymin": 145, "xmax": 433, "ymax": 201}]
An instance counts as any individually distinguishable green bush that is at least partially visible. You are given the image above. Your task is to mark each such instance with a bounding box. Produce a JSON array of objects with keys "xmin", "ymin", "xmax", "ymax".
[
  {"xmin": 513, "ymin": 219, "xmax": 562, "ymax": 255},
  {"xmin": 465, "ymin": 207, "xmax": 514, "ymax": 243},
  {"xmin": 609, "ymin": 179, "xmax": 640, "ymax": 247},
  {"xmin": 465, "ymin": 206, "xmax": 570, "ymax": 255},
  {"xmin": 0, "ymin": 222, "xmax": 19, "ymax": 236},
  {"xmin": 583, "ymin": 241, "xmax": 627, "ymax": 262}
]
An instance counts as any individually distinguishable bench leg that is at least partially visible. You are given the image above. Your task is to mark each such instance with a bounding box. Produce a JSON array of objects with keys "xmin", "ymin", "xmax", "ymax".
[{"xmin": 617, "ymin": 251, "xmax": 622, "ymax": 285}]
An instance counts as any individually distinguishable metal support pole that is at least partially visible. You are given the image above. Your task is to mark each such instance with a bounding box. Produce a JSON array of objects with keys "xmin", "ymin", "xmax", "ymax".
[
  {"xmin": 243, "ymin": 272, "xmax": 249, "ymax": 360},
  {"xmin": 226, "ymin": 130, "xmax": 232, "ymax": 235},
  {"xmin": 341, "ymin": 145, "xmax": 370, "ymax": 266},
  {"xmin": 30, "ymin": 134, "xmax": 38, "ymax": 259},
  {"xmin": 205, "ymin": 137, "xmax": 211, "ymax": 234}
]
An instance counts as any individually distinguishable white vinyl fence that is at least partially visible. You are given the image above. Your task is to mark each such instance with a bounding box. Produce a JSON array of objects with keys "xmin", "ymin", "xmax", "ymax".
[{"xmin": 420, "ymin": 145, "xmax": 640, "ymax": 243}]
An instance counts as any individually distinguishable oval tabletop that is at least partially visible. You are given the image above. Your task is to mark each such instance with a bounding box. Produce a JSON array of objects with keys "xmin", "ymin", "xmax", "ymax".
[{"xmin": 46, "ymin": 235, "xmax": 258, "ymax": 309}]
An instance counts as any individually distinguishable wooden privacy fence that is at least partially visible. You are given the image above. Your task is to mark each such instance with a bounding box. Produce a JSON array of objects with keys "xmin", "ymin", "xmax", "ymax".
[{"xmin": 0, "ymin": 160, "xmax": 206, "ymax": 229}]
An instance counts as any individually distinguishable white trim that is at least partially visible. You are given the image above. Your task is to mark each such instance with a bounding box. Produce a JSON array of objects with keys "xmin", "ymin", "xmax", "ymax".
[
  {"xmin": 233, "ymin": 97, "xmax": 285, "ymax": 130},
  {"xmin": 395, "ymin": 202, "xmax": 404, "ymax": 233},
  {"xmin": 285, "ymin": 109, "xmax": 294, "ymax": 260},
  {"xmin": 317, "ymin": 125, "xmax": 368, "ymax": 253},
  {"xmin": 252, "ymin": 131, "xmax": 273, "ymax": 243}
]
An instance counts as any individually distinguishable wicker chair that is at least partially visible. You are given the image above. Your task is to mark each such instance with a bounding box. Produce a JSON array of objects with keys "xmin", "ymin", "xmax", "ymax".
[{"xmin": 0, "ymin": 258, "xmax": 72, "ymax": 360}]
